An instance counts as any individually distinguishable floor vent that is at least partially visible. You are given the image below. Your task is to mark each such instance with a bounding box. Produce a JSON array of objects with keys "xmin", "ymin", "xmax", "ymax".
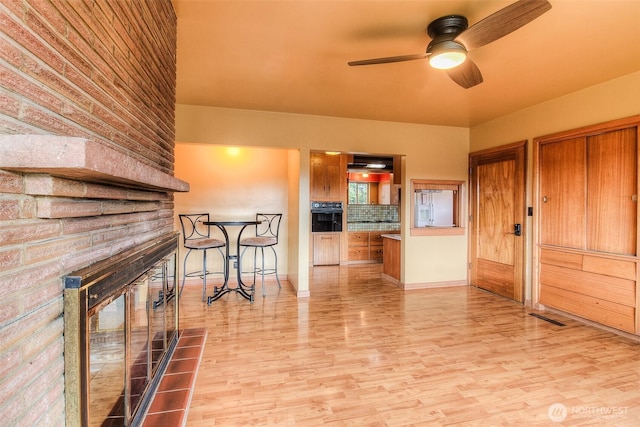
[{"xmin": 529, "ymin": 313, "xmax": 566, "ymax": 326}]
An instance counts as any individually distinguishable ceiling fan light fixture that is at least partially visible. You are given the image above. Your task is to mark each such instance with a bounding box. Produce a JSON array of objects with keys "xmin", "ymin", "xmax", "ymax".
[{"xmin": 428, "ymin": 44, "xmax": 467, "ymax": 70}]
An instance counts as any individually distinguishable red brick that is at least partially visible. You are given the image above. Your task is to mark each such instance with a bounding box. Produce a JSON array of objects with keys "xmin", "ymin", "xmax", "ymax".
[
  {"xmin": 0, "ymin": 198, "xmax": 20, "ymax": 220},
  {"xmin": 24, "ymin": 175, "xmax": 86, "ymax": 197},
  {"xmin": 0, "ymin": 115, "xmax": 41, "ymax": 134},
  {"xmin": 21, "ymin": 103, "xmax": 84, "ymax": 137},
  {"xmin": 20, "ymin": 197, "xmax": 37, "ymax": 218},
  {"xmin": 0, "ymin": 247, "xmax": 21, "ymax": 270},
  {"xmin": 0, "ymin": 36, "xmax": 24, "ymax": 68},
  {"xmin": 0, "ymin": 295, "xmax": 20, "ymax": 325},
  {"xmin": 0, "ymin": 338, "xmax": 64, "ymax": 423},
  {"xmin": 0, "ymin": 84, "xmax": 22, "ymax": 118},
  {"xmin": 110, "ymin": 210, "xmax": 155, "ymax": 226},
  {"xmin": 60, "ymin": 215, "xmax": 112, "ymax": 234},
  {"xmin": 83, "ymin": 183, "xmax": 131, "ymax": 200},
  {"xmin": 37, "ymin": 197, "xmax": 103, "ymax": 218},
  {"xmin": 0, "ymin": 0, "xmax": 26, "ymax": 18},
  {"xmin": 20, "ymin": 278, "xmax": 63, "ymax": 315},
  {"xmin": 0, "ymin": 260, "xmax": 63, "ymax": 301},
  {"xmin": 24, "ymin": 235, "xmax": 91, "ymax": 264},
  {"xmin": 0, "ymin": 294, "xmax": 63, "ymax": 353},
  {"xmin": 2, "ymin": 61, "xmax": 64, "ymax": 112},
  {"xmin": 0, "ymin": 171, "xmax": 25, "ymax": 195},
  {"xmin": 0, "ymin": 347, "xmax": 22, "ymax": 380},
  {"xmin": 0, "ymin": 9, "xmax": 65, "ymax": 72},
  {"xmin": 60, "ymin": 244, "xmax": 112, "ymax": 273},
  {"xmin": 25, "ymin": 0, "xmax": 67, "ymax": 36},
  {"xmin": 61, "ymin": 101, "xmax": 114, "ymax": 139},
  {"xmin": 15, "ymin": 375, "xmax": 65, "ymax": 426},
  {"xmin": 90, "ymin": 225, "xmax": 133, "ymax": 246},
  {"xmin": 24, "ymin": 4, "xmax": 83, "ymax": 73},
  {"xmin": 21, "ymin": 314, "xmax": 63, "ymax": 361},
  {"xmin": 0, "ymin": 219, "xmax": 61, "ymax": 246}
]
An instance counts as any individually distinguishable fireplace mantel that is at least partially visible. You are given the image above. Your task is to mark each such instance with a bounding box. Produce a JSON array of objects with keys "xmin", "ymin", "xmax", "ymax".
[{"xmin": 0, "ymin": 135, "xmax": 189, "ymax": 192}]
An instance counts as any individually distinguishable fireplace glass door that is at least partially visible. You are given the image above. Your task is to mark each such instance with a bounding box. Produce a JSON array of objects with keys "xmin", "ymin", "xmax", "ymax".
[
  {"xmin": 85, "ymin": 253, "xmax": 178, "ymax": 426},
  {"xmin": 89, "ymin": 292, "xmax": 126, "ymax": 426}
]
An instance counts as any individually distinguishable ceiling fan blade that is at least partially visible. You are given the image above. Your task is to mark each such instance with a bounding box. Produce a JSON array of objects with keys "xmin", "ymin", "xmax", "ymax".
[
  {"xmin": 348, "ymin": 53, "xmax": 428, "ymax": 66},
  {"xmin": 454, "ymin": 0, "xmax": 552, "ymax": 51},
  {"xmin": 446, "ymin": 58, "xmax": 483, "ymax": 89}
]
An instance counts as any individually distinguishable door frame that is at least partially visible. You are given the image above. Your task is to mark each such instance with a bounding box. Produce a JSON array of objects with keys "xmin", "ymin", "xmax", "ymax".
[{"xmin": 469, "ymin": 141, "xmax": 527, "ymax": 303}]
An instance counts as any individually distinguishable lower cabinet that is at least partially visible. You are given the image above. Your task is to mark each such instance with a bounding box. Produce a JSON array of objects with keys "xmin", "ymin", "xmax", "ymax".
[
  {"xmin": 348, "ymin": 232, "xmax": 369, "ymax": 261},
  {"xmin": 313, "ymin": 233, "xmax": 340, "ymax": 265},
  {"xmin": 382, "ymin": 236, "xmax": 400, "ymax": 281},
  {"xmin": 539, "ymin": 247, "xmax": 637, "ymax": 334},
  {"xmin": 369, "ymin": 232, "xmax": 384, "ymax": 261},
  {"xmin": 348, "ymin": 231, "xmax": 394, "ymax": 263}
]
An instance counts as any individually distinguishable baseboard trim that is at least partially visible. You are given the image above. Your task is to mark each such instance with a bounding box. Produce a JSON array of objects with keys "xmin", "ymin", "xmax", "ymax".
[{"xmin": 403, "ymin": 280, "xmax": 468, "ymax": 290}]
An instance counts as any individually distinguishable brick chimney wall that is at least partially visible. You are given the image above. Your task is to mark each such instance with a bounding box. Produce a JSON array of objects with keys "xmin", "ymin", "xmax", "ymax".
[{"xmin": 0, "ymin": 1, "xmax": 178, "ymax": 425}]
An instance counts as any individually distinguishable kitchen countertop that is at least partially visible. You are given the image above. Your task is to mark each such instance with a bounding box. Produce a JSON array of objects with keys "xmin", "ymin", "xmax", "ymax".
[
  {"xmin": 347, "ymin": 222, "xmax": 400, "ymax": 232},
  {"xmin": 381, "ymin": 234, "xmax": 401, "ymax": 240}
]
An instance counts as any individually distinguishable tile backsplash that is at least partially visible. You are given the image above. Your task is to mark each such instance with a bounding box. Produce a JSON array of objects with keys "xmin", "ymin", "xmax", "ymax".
[{"xmin": 347, "ymin": 204, "xmax": 399, "ymax": 223}]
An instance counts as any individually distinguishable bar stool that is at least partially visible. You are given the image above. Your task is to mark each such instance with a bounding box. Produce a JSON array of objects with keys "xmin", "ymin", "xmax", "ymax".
[
  {"xmin": 178, "ymin": 213, "xmax": 227, "ymax": 301},
  {"xmin": 239, "ymin": 213, "xmax": 282, "ymax": 297}
]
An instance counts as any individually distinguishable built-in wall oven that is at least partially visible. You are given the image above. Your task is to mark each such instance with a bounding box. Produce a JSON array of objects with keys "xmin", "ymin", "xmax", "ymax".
[{"xmin": 311, "ymin": 201, "xmax": 343, "ymax": 232}]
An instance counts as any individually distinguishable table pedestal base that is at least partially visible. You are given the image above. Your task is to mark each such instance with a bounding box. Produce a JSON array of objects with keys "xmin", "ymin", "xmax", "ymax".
[
  {"xmin": 207, "ymin": 282, "xmax": 254, "ymax": 303},
  {"xmin": 203, "ymin": 220, "xmax": 260, "ymax": 305}
]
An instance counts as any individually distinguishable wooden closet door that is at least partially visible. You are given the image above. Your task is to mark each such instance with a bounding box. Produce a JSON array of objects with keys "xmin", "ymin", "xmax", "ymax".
[
  {"xmin": 587, "ymin": 128, "xmax": 637, "ymax": 255},
  {"xmin": 539, "ymin": 137, "xmax": 586, "ymax": 249},
  {"xmin": 536, "ymin": 116, "xmax": 640, "ymax": 335}
]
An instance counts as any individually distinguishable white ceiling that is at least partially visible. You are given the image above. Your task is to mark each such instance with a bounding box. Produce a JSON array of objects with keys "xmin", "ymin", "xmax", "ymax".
[{"xmin": 172, "ymin": 0, "xmax": 640, "ymax": 128}]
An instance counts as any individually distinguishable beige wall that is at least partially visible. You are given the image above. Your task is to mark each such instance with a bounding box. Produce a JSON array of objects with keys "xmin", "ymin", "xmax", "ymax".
[
  {"xmin": 175, "ymin": 73, "xmax": 640, "ymax": 298},
  {"xmin": 469, "ymin": 71, "xmax": 640, "ymax": 302},
  {"xmin": 175, "ymin": 105, "xmax": 470, "ymax": 294},
  {"xmin": 174, "ymin": 144, "xmax": 291, "ymax": 287}
]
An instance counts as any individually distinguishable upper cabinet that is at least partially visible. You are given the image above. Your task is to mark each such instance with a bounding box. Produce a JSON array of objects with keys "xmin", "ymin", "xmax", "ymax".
[{"xmin": 311, "ymin": 152, "xmax": 344, "ymax": 200}]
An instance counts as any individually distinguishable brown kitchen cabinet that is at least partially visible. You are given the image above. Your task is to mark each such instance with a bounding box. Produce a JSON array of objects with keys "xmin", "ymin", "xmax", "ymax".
[
  {"xmin": 369, "ymin": 232, "xmax": 385, "ymax": 261},
  {"xmin": 311, "ymin": 152, "xmax": 343, "ymax": 200},
  {"xmin": 347, "ymin": 232, "xmax": 368, "ymax": 261},
  {"xmin": 348, "ymin": 231, "xmax": 395, "ymax": 263},
  {"xmin": 382, "ymin": 235, "xmax": 400, "ymax": 281},
  {"xmin": 313, "ymin": 233, "xmax": 340, "ymax": 265}
]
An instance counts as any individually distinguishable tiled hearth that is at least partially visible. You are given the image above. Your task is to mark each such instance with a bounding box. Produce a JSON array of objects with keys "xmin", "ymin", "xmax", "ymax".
[{"xmin": 141, "ymin": 328, "xmax": 207, "ymax": 427}]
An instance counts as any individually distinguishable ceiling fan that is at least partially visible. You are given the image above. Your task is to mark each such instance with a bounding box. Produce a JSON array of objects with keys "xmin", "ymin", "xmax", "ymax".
[{"xmin": 348, "ymin": 0, "xmax": 552, "ymax": 89}]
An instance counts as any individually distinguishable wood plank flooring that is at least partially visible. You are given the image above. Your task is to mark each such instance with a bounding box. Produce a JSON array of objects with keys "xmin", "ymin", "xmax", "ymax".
[{"xmin": 180, "ymin": 264, "xmax": 640, "ymax": 426}]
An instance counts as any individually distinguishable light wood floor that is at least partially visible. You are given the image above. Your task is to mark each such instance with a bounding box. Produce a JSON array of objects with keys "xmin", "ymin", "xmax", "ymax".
[{"xmin": 181, "ymin": 264, "xmax": 640, "ymax": 426}]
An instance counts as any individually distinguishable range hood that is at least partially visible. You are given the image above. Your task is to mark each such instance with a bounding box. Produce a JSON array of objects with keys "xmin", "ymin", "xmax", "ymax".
[{"xmin": 347, "ymin": 155, "xmax": 394, "ymax": 172}]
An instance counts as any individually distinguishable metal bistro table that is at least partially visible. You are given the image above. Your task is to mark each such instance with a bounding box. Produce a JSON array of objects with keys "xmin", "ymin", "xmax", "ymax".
[{"xmin": 203, "ymin": 220, "xmax": 261, "ymax": 303}]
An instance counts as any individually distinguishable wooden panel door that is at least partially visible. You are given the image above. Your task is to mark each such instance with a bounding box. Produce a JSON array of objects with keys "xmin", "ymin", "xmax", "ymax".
[
  {"xmin": 586, "ymin": 128, "xmax": 637, "ymax": 255},
  {"xmin": 539, "ymin": 137, "xmax": 586, "ymax": 248},
  {"xmin": 469, "ymin": 142, "xmax": 526, "ymax": 302}
]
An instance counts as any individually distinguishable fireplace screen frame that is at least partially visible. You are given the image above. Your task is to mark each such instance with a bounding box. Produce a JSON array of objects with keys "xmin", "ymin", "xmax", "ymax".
[{"xmin": 64, "ymin": 232, "xmax": 179, "ymax": 426}]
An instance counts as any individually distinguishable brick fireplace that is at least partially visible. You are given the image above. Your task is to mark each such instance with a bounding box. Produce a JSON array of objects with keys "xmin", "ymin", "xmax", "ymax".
[{"xmin": 0, "ymin": 1, "xmax": 187, "ymax": 424}]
